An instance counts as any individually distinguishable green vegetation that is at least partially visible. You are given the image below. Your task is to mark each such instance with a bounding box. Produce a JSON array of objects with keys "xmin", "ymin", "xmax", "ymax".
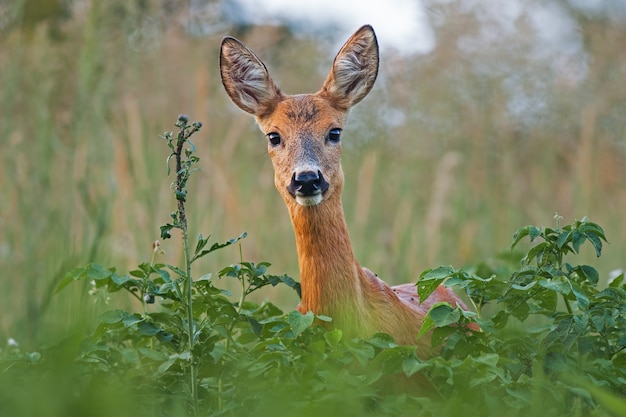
[
  {"xmin": 1, "ymin": 1, "xmax": 625, "ymax": 416},
  {"xmin": 2, "ymin": 114, "xmax": 624, "ymax": 417}
]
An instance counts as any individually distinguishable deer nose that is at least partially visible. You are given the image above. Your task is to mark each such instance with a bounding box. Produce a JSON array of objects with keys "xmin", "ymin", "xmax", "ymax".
[{"xmin": 288, "ymin": 170, "xmax": 329, "ymax": 197}]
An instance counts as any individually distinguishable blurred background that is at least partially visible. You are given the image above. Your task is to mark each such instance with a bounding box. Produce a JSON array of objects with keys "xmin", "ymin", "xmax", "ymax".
[{"xmin": 1, "ymin": 0, "xmax": 625, "ymax": 349}]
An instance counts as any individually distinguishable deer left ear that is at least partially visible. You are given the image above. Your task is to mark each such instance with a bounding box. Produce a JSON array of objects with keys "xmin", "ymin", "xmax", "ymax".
[
  {"xmin": 220, "ymin": 36, "xmax": 284, "ymax": 117},
  {"xmin": 320, "ymin": 25, "xmax": 379, "ymax": 110}
]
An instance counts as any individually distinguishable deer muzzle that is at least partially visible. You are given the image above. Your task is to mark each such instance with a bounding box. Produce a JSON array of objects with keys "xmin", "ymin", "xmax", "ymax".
[{"xmin": 287, "ymin": 170, "xmax": 329, "ymax": 206}]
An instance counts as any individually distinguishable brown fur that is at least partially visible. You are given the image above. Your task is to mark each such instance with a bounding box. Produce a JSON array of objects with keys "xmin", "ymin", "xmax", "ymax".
[{"xmin": 220, "ymin": 25, "xmax": 474, "ymax": 354}]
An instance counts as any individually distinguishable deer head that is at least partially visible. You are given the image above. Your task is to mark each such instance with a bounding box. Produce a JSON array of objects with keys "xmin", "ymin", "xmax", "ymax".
[{"xmin": 219, "ymin": 25, "xmax": 379, "ymax": 210}]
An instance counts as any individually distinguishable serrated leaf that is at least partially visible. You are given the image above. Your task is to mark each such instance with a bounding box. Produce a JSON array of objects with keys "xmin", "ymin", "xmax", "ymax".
[
  {"xmin": 167, "ymin": 264, "xmax": 187, "ymax": 278},
  {"xmin": 191, "ymin": 232, "xmax": 248, "ymax": 262}
]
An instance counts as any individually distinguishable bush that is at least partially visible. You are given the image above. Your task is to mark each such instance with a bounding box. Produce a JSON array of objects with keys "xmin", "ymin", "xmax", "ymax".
[{"xmin": 2, "ymin": 115, "xmax": 624, "ymax": 417}]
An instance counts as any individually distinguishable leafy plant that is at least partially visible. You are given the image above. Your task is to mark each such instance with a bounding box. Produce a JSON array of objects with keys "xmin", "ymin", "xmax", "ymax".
[
  {"xmin": 3, "ymin": 115, "xmax": 624, "ymax": 417},
  {"xmin": 416, "ymin": 213, "xmax": 626, "ymax": 414}
]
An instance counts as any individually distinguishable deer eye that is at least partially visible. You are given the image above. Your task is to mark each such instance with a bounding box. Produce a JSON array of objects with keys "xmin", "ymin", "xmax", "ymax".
[
  {"xmin": 267, "ymin": 132, "xmax": 281, "ymax": 146},
  {"xmin": 328, "ymin": 128, "xmax": 342, "ymax": 143}
]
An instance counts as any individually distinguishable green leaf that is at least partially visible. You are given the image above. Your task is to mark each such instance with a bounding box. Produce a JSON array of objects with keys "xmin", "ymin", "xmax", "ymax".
[
  {"xmin": 367, "ymin": 333, "xmax": 398, "ymax": 348},
  {"xmin": 571, "ymin": 283, "xmax": 590, "ymax": 310},
  {"xmin": 417, "ymin": 266, "xmax": 454, "ymax": 301},
  {"xmin": 608, "ymin": 272, "xmax": 624, "ymax": 288},
  {"xmin": 99, "ymin": 309, "xmax": 127, "ymax": 324},
  {"xmin": 521, "ymin": 242, "xmax": 547, "ymax": 266},
  {"xmin": 191, "ymin": 232, "xmax": 247, "ymax": 263},
  {"xmin": 248, "ymin": 318, "xmax": 263, "ymax": 337},
  {"xmin": 138, "ymin": 321, "xmax": 162, "ymax": 336},
  {"xmin": 556, "ymin": 230, "xmax": 571, "ymax": 249},
  {"xmin": 324, "ymin": 329, "xmax": 343, "ymax": 348},
  {"xmin": 85, "ymin": 263, "xmax": 112, "ymax": 280},
  {"xmin": 417, "ymin": 314, "xmax": 435, "ymax": 339},
  {"xmin": 287, "ymin": 310, "xmax": 314, "ymax": 338},
  {"xmin": 538, "ymin": 277, "xmax": 571, "ymax": 295},
  {"xmin": 586, "ymin": 233, "xmax": 603, "ymax": 257},
  {"xmin": 572, "ymin": 231, "xmax": 586, "ymax": 253},
  {"xmin": 166, "ymin": 264, "xmax": 187, "ymax": 278},
  {"xmin": 428, "ymin": 303, "xmax": 461, "ymax": 327},
  {"xmin": 267, "ymin": 274, "xmax": 301, "ymax": 298},
  {"xmin": 194, "ymin": 233, "xmax": 210, "ymax": 255},
  {"xmin": 316, "ymin": 315, "xmax": 333, "ymax": 322},
  {"xmin": 344, "ymin": 340, "xmax": 375, "ymax": 366},
  {"xmin": 574, "ymin": 265, "xmax": 599, "ymax": 285},
  {"xmin": 402, "ymin": 356, "xmax": 428, "ymax": 377},
  {"xmin": 122, "ymin": 314, "xmax": 144, "ymax": 328},
  {"xmin": 417, "ymin": 278, "xmax": 444, "ymax": 303},
  {"xmin": 138, "ymin": 348, "xmax": 167, "ymax": 362},
  {"xmin": 509, "ymin": 301, "xmax": 530, "ymax": 322},
  {"xmin": 420, "ymin": 265, "xmax": 456, "ymax": 280},
  {"xmin": 511, "ymin": 225, "xmax": 541, "ymax": 249},
  {"xmin": 55, "ymin": 266, "xmax": 87, "ymax": 293},
  {"xmin": 431, "ymin": 326, "xmax": 456, "ymax": 347},
  {"xmin": 579, "ymin": 221, "xmax": 608, "ymax": 242},
  {"xmin": 511, "ymin": 226, "xmax": 530, "ymax": 249}
]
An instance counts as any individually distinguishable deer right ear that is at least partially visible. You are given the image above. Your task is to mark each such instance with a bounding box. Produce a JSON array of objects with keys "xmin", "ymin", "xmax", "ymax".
[
  {"xmin": 321, "ymin": 25, "xmax": 379, "ymax": 110},
  {"xmin": 220, "ymin": 37, "xmax": 283, "ymax": 117}
]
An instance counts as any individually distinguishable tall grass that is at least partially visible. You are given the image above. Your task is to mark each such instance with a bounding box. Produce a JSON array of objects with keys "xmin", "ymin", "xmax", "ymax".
[{"xmin": 1, "ymin": 0, "xmax": 625, "ymax": 350}]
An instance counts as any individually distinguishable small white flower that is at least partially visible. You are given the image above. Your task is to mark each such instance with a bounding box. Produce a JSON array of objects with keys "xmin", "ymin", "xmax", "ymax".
[{"xmin": 7, "ymin": 338, "xmax": 18, "ymax": 347}]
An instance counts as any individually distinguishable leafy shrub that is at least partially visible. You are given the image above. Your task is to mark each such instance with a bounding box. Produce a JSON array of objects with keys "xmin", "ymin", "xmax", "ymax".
[{"xmin": 1, "ymin": 116, "xmax": 624, "ymax": 417}]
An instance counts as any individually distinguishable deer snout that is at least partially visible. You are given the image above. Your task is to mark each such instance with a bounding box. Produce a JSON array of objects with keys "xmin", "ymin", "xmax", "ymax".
[{"xmin": 287, "ymin": 170, "xmax": 329, "ymax": 206}]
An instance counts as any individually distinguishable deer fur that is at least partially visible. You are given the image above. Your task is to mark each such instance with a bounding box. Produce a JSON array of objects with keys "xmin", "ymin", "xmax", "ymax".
[{"xmin": 220, "ymin": 25, "xmax": 473, "ymax": 352}]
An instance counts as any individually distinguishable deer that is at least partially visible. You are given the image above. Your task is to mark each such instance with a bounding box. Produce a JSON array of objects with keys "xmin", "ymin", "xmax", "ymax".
[{"xmin": 219, "ymin": 25, "xmax": 474, "ymax": 354}]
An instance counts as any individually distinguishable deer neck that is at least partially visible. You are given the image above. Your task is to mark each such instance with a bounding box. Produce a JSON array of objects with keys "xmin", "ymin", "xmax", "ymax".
[{"xmin": 287, "ymin": 198, "xmax": 368, "ymax": 320}]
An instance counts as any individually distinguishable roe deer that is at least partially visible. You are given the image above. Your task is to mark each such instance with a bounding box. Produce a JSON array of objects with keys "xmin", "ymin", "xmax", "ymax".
[{"xmin": 220, "ymin": 25, "xmax": 474, "ymax": 353}]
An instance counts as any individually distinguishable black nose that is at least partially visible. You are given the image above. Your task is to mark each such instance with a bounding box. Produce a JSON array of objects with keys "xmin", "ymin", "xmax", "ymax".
[{"xmin": 287, "ymin": 170, "xmax": 329, "ymax": 196}]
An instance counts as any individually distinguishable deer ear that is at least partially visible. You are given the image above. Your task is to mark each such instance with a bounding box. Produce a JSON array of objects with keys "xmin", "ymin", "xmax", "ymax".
[
  {"xmin": 220, "ymin": 37, "xmax": 283, "ymax": 117},
  {"xmin": 320, "ymin": 25, "xmax": 379, "ymax": 110}
]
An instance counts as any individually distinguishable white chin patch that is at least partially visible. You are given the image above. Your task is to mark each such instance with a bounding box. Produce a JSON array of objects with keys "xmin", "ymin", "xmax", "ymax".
[{"xmin": 295, "ymin": 194, "xmax": 323, "ymax": 206}]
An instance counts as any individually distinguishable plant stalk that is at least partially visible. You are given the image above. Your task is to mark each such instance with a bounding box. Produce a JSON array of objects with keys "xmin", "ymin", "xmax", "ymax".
[{"xmin": 175, "ymin": 125, "xmax": 199, "ymax": 417}]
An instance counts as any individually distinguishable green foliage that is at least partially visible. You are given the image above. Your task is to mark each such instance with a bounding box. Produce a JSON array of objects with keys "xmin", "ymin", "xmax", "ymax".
[
  {"xmin": 2, "ymin": 117, "xmax": 624, "ymax": 417},
  {"xmin": 417, "ymin": 214, "xmax": 625, "ymax": 415}
]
